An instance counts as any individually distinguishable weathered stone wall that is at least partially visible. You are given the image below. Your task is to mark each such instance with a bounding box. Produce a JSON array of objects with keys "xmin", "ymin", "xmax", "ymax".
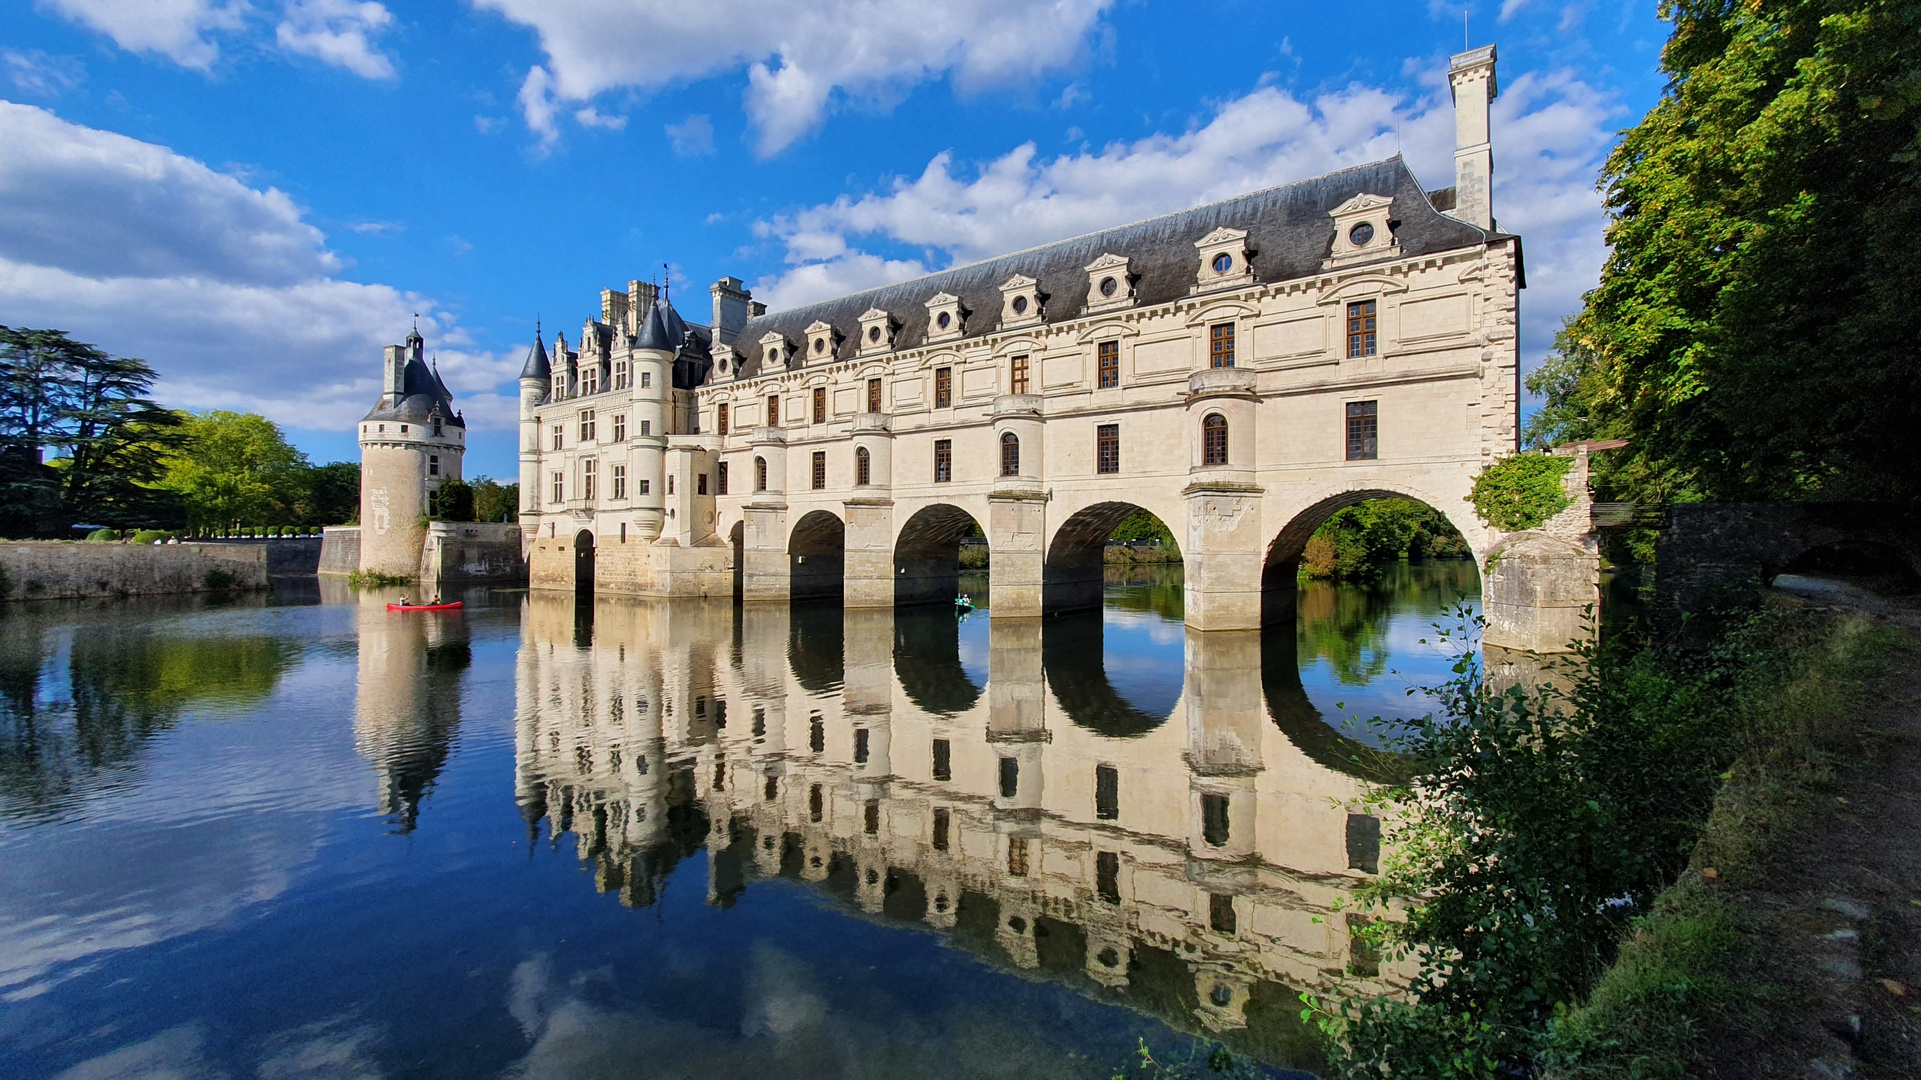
[
  {"xmin": 1482, "ymin": 448, "xmax": 1601, "ymax": 654},
  {"xmin": 1657, "ymin": 502, "xmax": 1921, "ymax": 618},
  {"xmin": 420, "ymin": 522, "xmax": 525, "ymax": 584},
  {"xmin": 0, "ymin": 542, "xmax": 269, "ymax": 600},
  {"xmin": 190, "ymin": 536, "xmax": 323, "ymax": 574},
  {"xmin": 359, "ymin": 444, "xmax": 427, "ymax": 577},
  {"xmin": 318, "ymin": 526, "xmax": 361, "ymax": 574}
]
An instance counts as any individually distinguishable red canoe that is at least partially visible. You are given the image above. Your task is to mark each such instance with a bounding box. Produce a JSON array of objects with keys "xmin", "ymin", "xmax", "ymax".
[{"xmin": 386, "ymin": 602, "xmax": 463, "ymax": 612}]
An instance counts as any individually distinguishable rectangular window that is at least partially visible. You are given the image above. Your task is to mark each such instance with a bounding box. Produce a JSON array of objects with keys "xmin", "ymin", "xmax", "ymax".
[
  {"xmin": 717, "ymin": 403, "xmax": 728, "ymax": 435},
  {"xmin": 767, "ymin": 393, "xmax": 779, "ymax": 426},
  {"xmin": 581, "ymin": 367, "xmax": 597, "ymax": 395},
  {"xmin": 854, "ymin": 728, "xmax": 870, "ymax": 764},
  {"xmin": 934, "ymin": 439, "xmax": 952, "ymax": 483},
  {"xmin": 932, "ymin": 739, "xmax": 951, "ymax": 781},
  {"xmin": 1096, "ymin": 424, "xmax": 1120, "ymax": 475},
  {"xmin": 551, "ymin": 471, "xmax": 563, "ymax": 503},
  {"xmin": 811, "ymin": 450, "xmax": 826, "ymax": 490},
  {"xmin": 582, "ymin": 459, "xmax": 596, "ymax": 500},
  {"xmin": 1097, "ymin": 340, "xmax": 1119, "ymax": 388},
  {"xmin": 639, "ymin": 419, "xmax": 650, "ymax": 436},
  {"xmin": 612, "ymin": 414, "xmax": 625, "ymax": 441},
  {"xmin": 809, "ymin": 784, "xmax": 823, "ymax": 822},
  {"xmin": 934, "ymin": 367, "xmax": 952, "ymax": 408},
  {"xmin": 638, "ymin": 479, "xmax": 650, "ymax": 495},
  {"xmin": 1347, "ymin": 299, "xmax": 1378, "ymax": 358},
  {"xmin": 998, "ymin": 756, "xmax": 1018, "ymax": 799},
  {"xmin": 432, "ymin": 417, "xmax": 443, "ymax": 437},
  {"xmin": 612, "ymin": 464, "xmax": 626, "ymax": 500},
  {"xmin": 667, "ymin": 475, "xmax": 674, "ymax": 495},
  {"xmin": 579, "ymin": 410, "xmax": 595, "ymax": 441},
  {"xmin": 640, "ymin": 370, "xmax": 651, "ymax": 389},
  {"xmin": 1210, "ymin": 893, "xmax": 1237, "ymax": 936},
  {"xmin": 812, "ymin": 386, "xmax": 826, "ymax": 424},
  {"xmin": 1009, "ymin": 354, "xmax": 1029, "ymax": 395},
  {"xmin": 932, "ymin": 807, "xmax": 950, "ymax": 851},
  {"xmin": 1209, "ymin": 322, "xmax": 1235, "ymax": 368},
  {"xmin": 1347, "ymin": 813, "xmax": 1382, "ymax": 874},
  {"xmin": 1345, "ymin": 400, "xmax": 1379, "ymax": 461},
  {"xmin": 551, "ymin": 424, "xmax": 563, "ymax": 451},
  {"xmin": 428, "ymin": 454, "xmax": 439, "ymax": 477},
  {"xmin": 866, "ymin": 377, "xmax": 881, "ymax": 413},
  {"xmin": 553, "ymin": 375, "xmax": 565, "ymax": 399},
  {"xmin": 1095, "ymin": 764, "xmax": 1119, "ymax": 820},
  {"xmin": 697, "ymin": 472, "xmax": 708, "ymax": 496},
  {"xmin": 856, "ymin": 448, "xmax": 870, "ymax": 486},
  {"xmin": 1201, "ymin": 793, "xmax": 1230, "ymax": 847},
  {"xmin": 864, "ymin": 801, "xmax": 879, "ymax": 835},
  {"xmin": 614, "ymin": 360, "xmax": 628, "ymax": 389},
  {"xmin": 1096, "ymin": 851, "xmax": 1120, "ymax": 904},
  {"xmin": 1007, "ymin": 837, "xmax": 1029, "ymax": 877},
  {"xmin": 717, "ymin": 461, "xmax": 729, "ymax": 495}
]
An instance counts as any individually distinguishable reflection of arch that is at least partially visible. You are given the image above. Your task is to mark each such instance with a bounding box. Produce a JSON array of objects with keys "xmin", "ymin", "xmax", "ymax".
[
  {"xmin": 787, "ymin": 600, "xmax": 844, "ymax": 692},
  {"xmin": 573, "ymin": 529, "xmax": 595, "ymax": 596},
  {"xmin": 895, "ymin": 503, "xmax": 983, "ymax": 606},
  {"xmin": 1260, "ymin": 620, "xmax": 1406, "ymax": 783},
  {"xmin": 1259, "ymin": 488, "xmax": 1479, "ymax": 627},
  {"xmin": 789, "ymin": 510, "xmax": 844, "ymax": 602},
  {"xmin": 1043, "ymin": 502, "xmax": 1175, "ymax": 615},
  {"xmin": 893, "ymin": 604, "xmax": 984, "ymax": 715},
  {"xmin": 1041, "ymin": 611, "xmax": 1174, "ymax": 737}
]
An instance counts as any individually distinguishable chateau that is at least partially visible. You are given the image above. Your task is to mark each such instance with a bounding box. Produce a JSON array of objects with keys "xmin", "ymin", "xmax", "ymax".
[{"xmin": 511, "ymin": 46, "xmax": 1534, "ymax": 635}]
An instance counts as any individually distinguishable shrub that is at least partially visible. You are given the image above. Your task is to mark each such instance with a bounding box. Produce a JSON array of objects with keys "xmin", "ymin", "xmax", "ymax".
[
  {"xmin": 1469, "ymin": 452, "xmax": 1574, "ymax": 531},
  {"xmin": 130, "ymin": 530, "xmax": 174, "ymax": 544},
  {"xmin": 86, "ymin": 528, "xmax": 118, "ymax": 542}
]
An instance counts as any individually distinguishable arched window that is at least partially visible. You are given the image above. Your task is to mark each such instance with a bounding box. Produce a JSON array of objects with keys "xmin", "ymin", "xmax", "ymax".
[
  {"xmin": 855, "ymin": 446, "xmax": 871, "ymax": 486},
  {"xmin": 1202, "ymin": 413, "xmax": 1228, "ymax": 465},
  {"xmin": 754, "ymin": 456, "xmax": 768, "ymax": 492},
  {"xmin": 1000, "ymin": 432, "xmax": 1020, "ymax": 477}
]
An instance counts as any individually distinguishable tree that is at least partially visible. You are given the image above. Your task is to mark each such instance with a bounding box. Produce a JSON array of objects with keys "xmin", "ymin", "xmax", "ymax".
[
  {"xmin": 301, "ymin": 462, "xmax": 359, "ymax": 526},
  {"xmin": 469, "ymin": 477, "xmax": 519, "ymax": 523},
  {"xmin": 0, "ymin": 328, "xmax": 183, "ymax": 535},
  {"xmin": 1567, "ymin": 0, "xmax": 1921, "ymax": 504},
  {"xmin": 161, "ymin": 411, "xmax": 307, "ymax": 530},
  {"xmin": 431, "ymin": 479, "xmax": 475, "ymax": 522}
]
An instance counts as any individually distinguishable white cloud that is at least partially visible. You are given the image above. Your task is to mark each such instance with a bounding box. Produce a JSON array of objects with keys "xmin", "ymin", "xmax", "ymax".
[
  {"xmin": 750, "ymin": 62, "xmax": 1619, "ymax": 371},
  {"xmin": 346, "ymin": 219, "xmax": 403, "ymax": 235},
  {"xmin": 275, "ymin": 0, "xmax": 397, "ymax": 80},
  {"xmin": 571, "ymin": 106, "xmax": 625, "ymax": 130},
  {"xmin": 39, "ymin": 0, "xmax": 249, "ymax": 71},
  {"xmin": 4, "ymin": 49, "xmax": 85, "ymax": 96},
  {"xmin": 0, "ymin": 103, "xmax": 518, "ymax": 436},
  {"xmin": 664, "ymin": 113, "xmax": 714, "ymax": 157},
  {"xmin": 473, "ymin": 0, "xmax": 1116, "ymax": 155}
]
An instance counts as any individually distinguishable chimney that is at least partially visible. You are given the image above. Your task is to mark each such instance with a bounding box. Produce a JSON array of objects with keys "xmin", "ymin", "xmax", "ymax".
[
  {"xmin": 601, "ymin": 288, "xmax": 630, "ymax": 332},
  {"xmin": 383, "ymin": 344, "xmax": 406, "ymax": 401},
  {"xmin": 629, "ymin": 279, "xmax": 658, "ymax": 328},
  {"xmin": 1447, "ymin": 44, "xmax": 1498, "ymax": 230},
  {"xmin": 711, "ymin": 276, "xmax": 751, "ymax": 346}
]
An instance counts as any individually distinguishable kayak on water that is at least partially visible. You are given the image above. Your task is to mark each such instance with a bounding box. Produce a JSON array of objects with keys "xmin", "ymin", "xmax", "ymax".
[{"xmin": 387, "ymin": 602, "xmax": 463, "ymax": 612}]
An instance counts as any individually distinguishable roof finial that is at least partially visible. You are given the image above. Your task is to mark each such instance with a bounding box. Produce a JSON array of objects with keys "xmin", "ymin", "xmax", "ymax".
[
  {"xmin": 536, "ymin": 312, "xmax": 542, "ymax": 339},
  {"xmin": 1465, "ymin": 9, "xmax": 1470, "ymax": 49},
  {"xmin": 662, "ymin": 262, "xmax": 670, "ymax": 302},
  {"xmin": 412, "ymin": 311, "xmax": 419, "ymax": 331}
]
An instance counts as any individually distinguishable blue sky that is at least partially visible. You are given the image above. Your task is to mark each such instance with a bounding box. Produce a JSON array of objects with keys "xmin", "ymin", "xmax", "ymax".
[{"xmin": 0, "ymin": 0, "xmax": 1670, "ymax": 478}]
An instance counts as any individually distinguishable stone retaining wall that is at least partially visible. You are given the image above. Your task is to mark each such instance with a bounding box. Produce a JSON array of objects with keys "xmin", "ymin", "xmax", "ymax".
[
  {"xmin": 421, "ymin": 522, "xmax": 526, "ymax": 584},
  {"xmin": 0, "ymin": 542, "xmax": 270, "ymax": 600},
  {"xmin": 318, "ymin": 526, "xmax": 361, "ymax": 575}
]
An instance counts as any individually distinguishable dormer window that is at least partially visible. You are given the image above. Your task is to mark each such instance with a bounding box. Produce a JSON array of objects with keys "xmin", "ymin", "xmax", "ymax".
[
  {"xmin": 803, "ymin": 320, "xmax": 840, "ymax": 363},
  {"xmin": 1192, "ymin": 227, "xmax": 1254, "ymax": 292},
  {"xmin": 857, "ymin": 308, "xmax": 896, "ymax": 356},
  {"xmin": 926, "ymin": 292, "xmax": 967, "ymax": 342},
  {"xmin": 998, "ymin": 275, "xmax": 1044, "ymax": 328},
  {"xmin": 1324, "ymin": 194, "xmax": 1400, "ymax": 269},
  {"xmin": 1212, "ymin": 253, "xmax": 1233, "ymax": 274},
  {"xmin": 938, "ymin": 312, "xmax": 951, "ymax": 328}
]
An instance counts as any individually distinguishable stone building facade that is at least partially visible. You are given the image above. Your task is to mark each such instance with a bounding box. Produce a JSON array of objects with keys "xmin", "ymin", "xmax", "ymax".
[{"xmin": 519, "ymin": 45, "xmax": 1523, "ymax": 635}]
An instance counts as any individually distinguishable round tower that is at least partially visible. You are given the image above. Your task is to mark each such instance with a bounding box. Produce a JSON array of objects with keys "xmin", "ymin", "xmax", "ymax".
[
  {"xmin": 518, "ymin": 327, "xmax": 550, "ymax": 543},
  {"xmin": 358, "ymin": 328, "xmax": 466, "ymax": 578}
]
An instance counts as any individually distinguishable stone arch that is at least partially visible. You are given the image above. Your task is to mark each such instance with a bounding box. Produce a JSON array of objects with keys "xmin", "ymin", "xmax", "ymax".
[
  {"xmin": 895, "ymin": 503, "xmax": 985, "ymax": 606},
  {"xmin": 1259, "ymin": 485, "xmax": 1482, "ymax": 627},
  {"xmin": 1043, "ymin": 500, "xmax": 1181, "ymax": 616},
  {"xmin": 1041, "ymin": 610, "xmax": 1176, "ymax": 737},
  {"xmin": 573, "ymin": 529, "xmax": 595, "ymax": 597},
  {"xmin": 789, "ymin": 510, "xmax": 844, "ymax": 602}
]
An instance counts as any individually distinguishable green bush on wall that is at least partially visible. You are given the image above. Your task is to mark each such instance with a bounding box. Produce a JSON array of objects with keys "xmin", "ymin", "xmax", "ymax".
[
  {"xmin": 1469, "ymin": 452, "xmax": 1575, "ymax": 531},
  {"xmin": 86, "ymin": 528, "xmax": 119, "ymax": 542}
]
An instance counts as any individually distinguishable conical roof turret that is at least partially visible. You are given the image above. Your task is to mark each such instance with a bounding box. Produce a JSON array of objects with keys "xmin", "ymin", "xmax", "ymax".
[
  {"xmin": 519, "ymin": 330, "xmax": 551, "ymax": 381},
  {"xmin": 633, "ymin": 295, "xmax": 689, "ymax": 352}
]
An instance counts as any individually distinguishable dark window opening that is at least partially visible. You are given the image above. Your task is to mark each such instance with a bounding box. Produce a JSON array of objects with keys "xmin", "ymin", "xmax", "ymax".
[
  {"xmin": 1096, "ymin": 424, "xmax": 1119, "ymax": 474},
  {"xmin": 855, "ymin": 446, "xmax": 870, "ymax": 486},
  {"xmin": 1007, "ymin": 837, "xmax": 1028, "ymax": 877},
  {"xmin": 864, "ymin": 800, "xmax": 879, "ymax": 835},
  {"xmin": 809, "ymin": 783, "xmax": 823, "ymax": 822},
  {"xmin": 998, "ymin": 756, "xmax": 1018, "ymax": 799},
  {"xmin": 717, "ymin": 403, "xmax": 728, "ymax": 435},
  {"xmin": 766, "ymin": 393, "xmax": 779, "ymax": 426},
  {"xmin": 932, "ymin": 807, "xmax": 950, "ymax": 851},
  {"xmin": 755, "ymin": 456, "xmax": 768, "ymax": 492},
  {"xmin": 1095, "ymin": 764, "xmax": 1119, "ymax": 820},
  {"xmin": 854, "ymin": 728, "xmax": 870, "ymax": 764},
  {"xmin": 764, "ymin": 776, "xmax": 778, "ymax": 801},
  {"xmin": 1346, "ymin": 813, "xmax": 1382, "ymax": 874},
  {"xmin": 1346, "ymin": 400, "xmax": 1378, "ymax": 461},
  {"xmin": 934, "ymin": 439, "xmax": 952, "ymax": 483},
  {"xmin": 1097, "ymin": 339, "xmax": 1119, "ymax": 388},
  {"xmin": 932, "ymin": 739, "xmax": 951, "ymax": 781},
  {"xmin": 1201, "ymin": 793, "xmax": 1230, "ymax": 847},
  {"xmin": 809, "ymin": 714, "xmax": 825, "ymax": 754},
  {"xmin": 697, "ymin": 472, "xmax": 708, "ymax": 496},
  {"xmin": 812, "ymin": 387, "xmax": 826, "ymax": 424},
  {"xmin": 811, "ymin": 450, "xmax": 826, "ymax": 490},
  {"xmin": 717, "ymin": 462, "xmax": 729, "ymax": 495},
  {"xmin": 1210, "ymin": 893, "xmax": 1237, "ymax": 936},
  {"xmin": 1096, "ymin": 851, "xmax": 1120, "ymax": 904}
]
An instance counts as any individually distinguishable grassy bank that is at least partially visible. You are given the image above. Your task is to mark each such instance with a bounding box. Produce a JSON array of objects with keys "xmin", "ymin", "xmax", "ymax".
[{"xmin": 1314, "ymin": 598, "xmax": 1905, "ymax": 1079}]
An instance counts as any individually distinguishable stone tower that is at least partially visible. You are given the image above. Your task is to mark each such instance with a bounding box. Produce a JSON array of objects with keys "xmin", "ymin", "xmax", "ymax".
[
  {"xmin": 517, "ymin": 328, "xmax": 550, "ymax": 530},
  {"xmin": 358, "ymin": 328, "xmax": 466, "ymax": 577}
]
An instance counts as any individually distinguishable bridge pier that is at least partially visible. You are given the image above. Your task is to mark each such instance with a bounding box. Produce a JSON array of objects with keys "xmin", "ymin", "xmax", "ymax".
[
  {"xmin": 1482, "ymin": 446, "xmax": 1602, "ymax": 655},
  {"xmin": 1182, "ymin": 485, "xmax": 1266, "ymax": 632},
  {"xmin": 987, "ymin": 489, "xmax": 1046, "ymax": 618},
  {"xmin": 843, "ymin": 499, "xmax": 894, "ymax": 608}
]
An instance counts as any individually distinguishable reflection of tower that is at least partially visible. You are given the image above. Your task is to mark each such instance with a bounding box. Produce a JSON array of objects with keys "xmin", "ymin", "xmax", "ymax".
[
  {"xmin": 358, "ymin": 328, "xmax": 466, "ymax": 577},
  {"xmin": 354, "ymin": 596, "xmax": 469, "ymax": 831}
]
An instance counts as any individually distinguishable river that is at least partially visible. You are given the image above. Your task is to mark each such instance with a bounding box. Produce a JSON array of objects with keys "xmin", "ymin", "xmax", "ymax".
[{"xmin": 0, "ymin": 561, "xmax": 1478, "ymax": 1079}]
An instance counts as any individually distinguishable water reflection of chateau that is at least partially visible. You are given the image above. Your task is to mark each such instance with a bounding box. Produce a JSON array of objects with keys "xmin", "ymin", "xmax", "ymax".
[
  {"xmin": 514, "ymin": 593, "xmax": 1399, "ymax": 1061},
  {"xmin": 345, "ymin": 578, "xmax": 471, "ymax": 832}
]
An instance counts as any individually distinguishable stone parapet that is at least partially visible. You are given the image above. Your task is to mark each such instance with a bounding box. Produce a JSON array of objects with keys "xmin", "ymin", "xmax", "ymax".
[{"xmin": 0, "ymin": 541, "xmax": 269, "ymax": 600}]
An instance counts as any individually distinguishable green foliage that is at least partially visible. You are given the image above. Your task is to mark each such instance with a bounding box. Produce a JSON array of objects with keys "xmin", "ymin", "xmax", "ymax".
[
  {"xmin": 0, "ymin": 327, "xmax": 185, "ymax": 537},
  {"xmin": 302, "ymin": 461, "xmax": 360, "ymax": 526},
  {"xmin": 1319, "ymin": 608, "xmax": 1890, "ymax": 1079},
  {"xmin": 431, "ymin": 479, "xmax": 475, "ymax": 522},
  {"xmin": 1108, "ymin": 508, "xmax": 1179, "ymax": 550},
  {"xmin": 348, "ymin": 569, "xmax": 414, "ymax": 588},
  {"xmin": 1300, "ymin": 499, "xmax": 1469, "ymax": 581},
  {"xmin": 85, "ymin": 528, "xmax": 118, "ymax": 541},
  {"xmin": 1469, "ymin": 453, "xmax": 1574, "ymax": 531},
  {"xmin": 129, "ymin": 530, "xmax": 174, "ymax": 544},
  {"xmin": 468, "ymin": 476, "xmax": 518, "ymax": 523},
  {"xmin": 1560, "ymin": 0, "xmax": 1921, "ymax": 504},
  {"xmin": 161, "ymin": 411, "xmax": 306, "ymax": 530}
]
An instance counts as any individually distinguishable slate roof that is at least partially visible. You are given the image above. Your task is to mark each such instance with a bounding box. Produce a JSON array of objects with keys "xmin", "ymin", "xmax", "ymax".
[
  {"xmin": 729, "ymin": 156, "xmax": 1507, "ymax": 382},
  {"xmin": 362, "ymin": 332, "xmax": 466, "ymax": 427},
  {"xmin": 519, "ymin": 333, "xmax": 550, "ymax": 381}
]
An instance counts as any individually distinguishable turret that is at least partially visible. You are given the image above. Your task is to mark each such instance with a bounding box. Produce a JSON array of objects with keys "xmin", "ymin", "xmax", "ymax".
[
  {"xmin": 1447, "ymin": 44, "xmax": 1498, "ymax": 230},
  {"xmin": 519, "ymin": 328, "xmax": 551, "ymax": 518}
]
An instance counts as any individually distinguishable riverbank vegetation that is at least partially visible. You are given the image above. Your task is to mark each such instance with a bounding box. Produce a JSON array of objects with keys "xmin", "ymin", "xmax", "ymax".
[
  {"xmin": 1311, "ymin": 605, "xmax": 1900, "ymax": 1079},
  {"xmin": 1300, "ymin": 500, "xmax": 1469, "ymax": 582}
]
